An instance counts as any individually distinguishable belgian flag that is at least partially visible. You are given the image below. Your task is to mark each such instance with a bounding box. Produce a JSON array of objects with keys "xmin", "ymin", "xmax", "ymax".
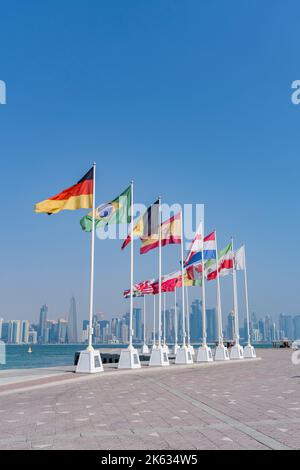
[{"xmin": 35, "ymin": 167, "xmax": 93, "ymax": 214}]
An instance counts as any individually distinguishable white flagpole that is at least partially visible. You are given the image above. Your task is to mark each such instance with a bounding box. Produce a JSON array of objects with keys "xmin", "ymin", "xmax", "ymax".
[
  {"xmin": 153, "ymin": 295, "xmax": 156, "ymax": 346},
  {"xmin": 243, "ymin": 245, "xmax": 251, "ymax": 346},
  {"xmin": 88, "ymin": 162, "xmax": 96, "ymax": 351},
  {"xmin": 129, "ymin": 181, "xmax": 134, "ymax": 350},
  {"xmin": 186, "ymin": 286, "xmax": 190, "ymax": 346},
  {"xmin": 231, "ymin": 237, "xmax": 240, "ymax": 345},
  {"xmin": 201, "ymin": 223, "xmax": 207, "ymax": 347},
  {"xmin": 174, "ymin": 288, "xmax": 178, "ymax": 349},
  {"xmin": 215, "ymin": 230, "xmax": 223, "ymax": 346},
  {"xmin": 158, "ymin": 197, "xmax": 162, "ymax": 348},
  {"xmin": 143, "ymin": 295, "xmax": 146, "ymax": 346},
  {"xmin": 163, "ymin": 292, "xmax": 166, "ymax": 346},
  {"xmin": 180, "ymin": 210, "xmax": 186, "ymax": 347}
]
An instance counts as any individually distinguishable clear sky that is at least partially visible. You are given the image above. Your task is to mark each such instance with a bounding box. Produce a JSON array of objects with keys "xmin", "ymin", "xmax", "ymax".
[{"xmin": 0, "ymin": 0, "xmax": 299, "ymax": 327}]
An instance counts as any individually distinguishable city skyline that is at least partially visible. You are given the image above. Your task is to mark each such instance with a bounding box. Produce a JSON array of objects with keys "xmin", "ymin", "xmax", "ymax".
[{"xmin": 1, "ymin": 296, "xmax": 299, "ymax": 345}]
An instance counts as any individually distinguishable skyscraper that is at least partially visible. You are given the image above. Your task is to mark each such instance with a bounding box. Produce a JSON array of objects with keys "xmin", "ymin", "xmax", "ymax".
[
  {"xmin": 226, "ymin": 311, "xmax": 235, "ymax": 341},
  {"xmin": 190, "ymin": 300, "xmax": 202, "ymax": 343},
  {"xmin": 21, "ymin": 320, "xmax": 30, "ymax": 343},
  {"xmin": 38, "ymin": 304, "xmax": 48, "ymax": 343},
  {"xmin": 133, "ymin": 308, "xmax": 142, "ymax": 342},
  {"xmin": 67, "ymin": 296, "xmax": 78, "ymax": 343},
  {"xmin": 294, "ymin": 315, "xmax": 300, "ymax": 339},
  {"xmin": 206, "ymin": 308, "xmax": 217, "ymax": 343},
  {"xmin": 57, "ymin": 319, "xmax": 68, "ymax": 343}
]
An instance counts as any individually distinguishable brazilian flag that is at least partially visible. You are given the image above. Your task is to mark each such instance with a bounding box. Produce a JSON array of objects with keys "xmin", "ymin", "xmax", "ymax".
[{"xmin": 80, "ymin": 185, "xmax": 131, "ymax": 232}]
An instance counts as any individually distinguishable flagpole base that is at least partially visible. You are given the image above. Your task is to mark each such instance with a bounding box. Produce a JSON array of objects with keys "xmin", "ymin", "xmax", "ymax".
[
  {"xmin": 173, "ymin": 343, "xmax": 180, "ymax": 355},
  {"xmin": 162, "ymin": 343, "xmax": 170, "ymax": 354},
  {"xmin": 175, "ymin": 345, "xmax": 194, "ymax": 364},
  {"xmin": 215, "ymin": 344, "xmax": 230, "ymax": 361},
  {"xmin": 230, "ymin": 344, "xmax": 244, "ymax": 360},
  {"xmin": 149, "ymin": 346, "xmax": 169, "ymax": 367},
  {"xmin": 197, "ymin": 345, "xmax": 213, "ymax": 363},
  {"xmin": 187, "ymin": 344, "xmax": 195, "ymax": 356},
  {"xmin": 118, "ymin": 347, "xmax": 141, "ymax": 369},
  {"xmin": 244, "ymin": 344, "xmax": 256, "ymax": 358},
  {"xmin": 151, "ymin": 344, "xmax": 157, "ymax": 352},
  {"xmin": 76, "ymin": 348, "xmax": 104, "ymax": 374},
  {"xmin": 141, "ymin": 343, "xmax": 150, "ymax": 354}
]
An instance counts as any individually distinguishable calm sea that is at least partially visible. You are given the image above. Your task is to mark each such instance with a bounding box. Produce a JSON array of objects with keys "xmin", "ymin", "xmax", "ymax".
[
  {"xmin": 0, "ymin": 342, "xmax": 273, "ymax": 371},
  {"xmin": 0, "ymin": 344, "xmax": 127, "ymax": 371}
]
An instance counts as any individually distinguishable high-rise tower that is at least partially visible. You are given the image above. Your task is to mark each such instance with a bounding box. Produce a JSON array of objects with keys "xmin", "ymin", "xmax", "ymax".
[
  {"xmin": 38, "ymin": 304, "xmax": 48, "ymax": 343},
  {"xmin": 67, "ymin": 296, "xmax": 78, "ymax": 343}
]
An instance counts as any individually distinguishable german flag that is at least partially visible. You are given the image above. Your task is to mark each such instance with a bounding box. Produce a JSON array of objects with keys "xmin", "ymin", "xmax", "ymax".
[{"xmin": 35, "ymin": 167, "xmax": 93, "ymax": 214}]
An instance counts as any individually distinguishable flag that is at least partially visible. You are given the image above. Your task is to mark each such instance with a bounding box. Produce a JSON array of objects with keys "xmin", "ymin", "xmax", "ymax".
[
  {"xmin": 121, "ymin": 200, "xmax": 159, "ymax": 250},
  {"xmin": 80, "ymin": 185, "xmax": 131, "ymax": 232},
  {"xmin": 152, "ymin": 271, "xmax": 180, "ymax": 294},
  {"xmin": 184, "ymin": 229, "xmax": 217, "ymax": 268},
  {"xmin": 185, "ymin": 265, "xmax": 202, "ymax": 286},
  {"xmin": 206, "ymin": 242, "xmax": 233, "ymax": 280},
  {"xmin": 151, "ymin": 267, "xmax": 201, "ymax": 294},
  {"xmin": 234, "ymin": 246, "xmax": 245, "ymax": 270},
  {"xmin": 175, "ymin": 266, "xmax": 202, "ymax": 288},
  {"xmin": 140, "ymin": 212, "xmax": 181, "ymax": 255},
  {"xmin": 123, "ymin": 280, "xmax": 154, "ymax": 298},
  {"xmin": 35, "ymin": 167, "xmax": 93, "ymax": 214}
]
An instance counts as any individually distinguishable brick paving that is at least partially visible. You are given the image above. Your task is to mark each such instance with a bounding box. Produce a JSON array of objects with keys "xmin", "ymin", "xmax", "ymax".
[{"xmin": 0, "ymin": 349, "xmax": 299, "ymax": 450}]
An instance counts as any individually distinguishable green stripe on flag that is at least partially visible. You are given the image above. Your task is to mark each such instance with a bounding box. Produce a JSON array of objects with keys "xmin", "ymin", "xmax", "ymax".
[{"xmin": 80, "ymin": 185, "xmax": 131, "ymax": 232}]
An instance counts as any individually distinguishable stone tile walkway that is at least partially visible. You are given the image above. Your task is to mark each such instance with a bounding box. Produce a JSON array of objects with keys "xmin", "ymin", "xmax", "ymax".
[{"xmin": 0, "ymin": 349, "xmax": 299, "ymax": 449}]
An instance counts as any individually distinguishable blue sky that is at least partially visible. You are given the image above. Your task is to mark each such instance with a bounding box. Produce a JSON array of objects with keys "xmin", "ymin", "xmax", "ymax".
[{"xmin": 0, "ymin": 0, "xmax": 299, "ymax": 326}]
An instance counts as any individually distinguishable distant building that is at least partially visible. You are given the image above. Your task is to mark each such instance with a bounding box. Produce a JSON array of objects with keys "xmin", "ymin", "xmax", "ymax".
[
  {"xmin": 133, "ymin": 308, "xmax": 142, "ymax": 342},
  {"xmin": 11, "ymin": 320, "xmax": 21, "ymax": 344},
  {"xmin": 21, "ymin": 320, "xmax": 30, "ymax": 343},
  {"xmin": 28, "ymin": 330, "xmax": 37, "ymax": 344},
  {"xmin": 279, "ymin": 313, "xmax": 295, "ymax": 340},
  {"xmin": 226, "ymin": 311, "xmax": 235, "ymax": 341},
  {"xmin": 67, "ymin": 296, "xmax": 78, "ymax": 343},
  {"xmin": 57, "ymin": 319, "xmax": 68, "ymax": 343},
  {"xmin": 190, "ymin": 300, "xmax": 202, "ymax": 343},
  {"xmin": 294, "ymin": 315, "xmax": 300, "ymax": 339},
  {"xmin": 206, "ymin": 308, "xmax": 217, "ymax": 342},
  {"xmin": 38, "ymin": 304, "xmax": 48, "ymax": 343}
]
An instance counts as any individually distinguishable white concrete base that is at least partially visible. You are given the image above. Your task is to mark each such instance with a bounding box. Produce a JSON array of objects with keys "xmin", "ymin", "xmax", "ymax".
[
  {"xmin": 187, "ymin": 344, "xmax": 195, "ymax": 355},
  {"xmin": 244, "ymin": 344, "xmax": 257, "ymax": 358},
  {"xmin": 215, "ymin": 344, "xmax": 230, "ymax": 361},
  {"xmin": 197, "ymin": 345, "xmax": 213, "ymax": 363},
  {"xmin": 151, "ymin": 344, "xmax": 157, "ymax": 352},
  {"xmin": 141, "ymin": 343, "xmax": 150, "ymax": 354},
  {"xmin": 230, "ymin": 344, "xmax": 244, "ymax": 360},
  {"xmin": 175, "ymin": 346, "xmax": 194, "ymax": 364},
  {"xmin": 76, "ymin": 348, "xmax": 104, "ymax": 374},
  {"xmin": 162, "ymin": 343, "xmax": 170, "ymax": 354},
  {"xmin": 149, "ymin": 346, "xmax": 169, "ymax": 367},
  {"xmin": 118, "ymin": 347, "xmax": 141, "ymax": 369},
  {"xmin": 173, "ymin": 343, "xmax": 180, "ymax": 355}
]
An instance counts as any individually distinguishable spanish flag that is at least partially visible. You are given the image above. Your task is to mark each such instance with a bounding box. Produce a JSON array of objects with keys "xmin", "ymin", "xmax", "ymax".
[
  {"xmin": 35, "ymin": 167, "xmax": 93, "ymax": 214},
  {"xmin": 140, "ymin": 212, "xmax": 182, "ymax": 255}
]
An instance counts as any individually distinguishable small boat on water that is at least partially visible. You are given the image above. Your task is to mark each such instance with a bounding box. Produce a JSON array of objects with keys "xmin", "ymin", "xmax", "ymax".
[{"xmin": 27, "ymin": 347, "xmax": 32, "ymax": 353}]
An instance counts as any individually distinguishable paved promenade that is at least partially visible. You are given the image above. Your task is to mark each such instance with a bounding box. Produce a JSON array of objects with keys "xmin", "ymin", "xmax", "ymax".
[{"xmin": 0, "ymin": 349, "xmax": 299, "ymax": 450}]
